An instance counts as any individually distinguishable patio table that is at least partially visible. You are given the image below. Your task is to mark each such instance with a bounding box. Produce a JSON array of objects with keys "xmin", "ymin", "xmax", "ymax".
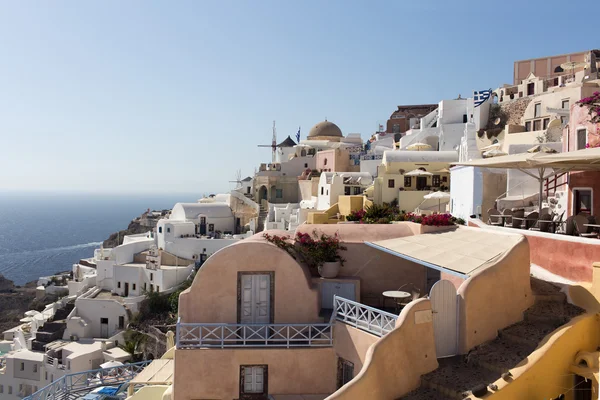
[{"xmin": 382, "ymin": 291, "xmax": 411, "ymax": 313}]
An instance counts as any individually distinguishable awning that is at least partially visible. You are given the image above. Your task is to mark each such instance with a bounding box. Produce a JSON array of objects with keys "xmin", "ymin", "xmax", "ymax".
[
  {"xmin": 128, "ymin": 359, "xmax": 174, "ymax": 385},
  {"xmin": 365, "ymin": 228, "xmax": 523, "ymax": 277}
]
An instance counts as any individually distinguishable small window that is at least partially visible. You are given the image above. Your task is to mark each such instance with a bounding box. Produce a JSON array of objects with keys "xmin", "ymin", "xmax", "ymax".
[
  {"xmin": 534, "ymin": 103, "xmax": 541, "ymax": 117},
  {"xmin": 525, "ymin": 121, "xmax": 532, "ymax": 132},
  {"xmin": 150, "ymin": 273, "xmax": 154, "ymax": 281},
  {"xmin": 324, "ymin": 158, "xmax": 328, "ymax": 165},
  {"xmin": 158, "ymin": 227, "xmax": 162, "ymax": 233},
  {"xmin": 1, "ymin": 384, "xmax": 4, "ymax": 393},
  {"xmin": 432, "ymin": 175, "xmax": 441, "ymax": 187},
  {"xmin": 543, "ymin": 118, "xmax": 550, "ymax": 130},
  {"xmin": 577, "ymin": 129, "xmax": 587, "ymax": 150},
  {"xmin": 150, "ymin": 284, "xmax": 154, "ymax": 292},
  {"xmin": 166, "ymin": 227, "xmax": 171, "ymax": 233},
  {"xmin": 276, "ymin": 189, "xmax": 283, "ymax": 198},
  {"xmin": 241, "ymin": 365, "xmax": 267, "ymax": 395},
  {"xmin": 100, "ymin": 318, "xmax": 108, "ymax": 324},
  {"xmin": 344, "ymin": 186, "xmax": 351, "ymax": 195},
  {"xmin": 33, "ymin": 364, "xmax": 37, "ymax": 373},
  {"xmin": 304, "ymin": 163, "xmax": 308, "ymax": 168},
  {"xmin": 45, "ymin": 371, "xmax": 48, "ymax": 380},
  {"xmin": 562, "ymin": 99, "xmax": 569, "ymax": 109},
  {"xmin": 326, "ymin": 190, "xmax": 329, "ymax": 195},
  {"xmin": 20, "ymin": 362, "xmax": 24, "ymax": 371},
  {"xmin": 144, "ymin": 283, "xmax": 147, "ymax": 291},
  {"xmin": 208, "ymin": 224, "xmax": 215, "ymax": 232},
  {"xmin": 321, "ymin": 187, "xmax": 324, "ymax": 195},
  {"xmin": 404, "ymin": 176, "xmax": 411, "ymax": 187},
  {"xmin": 353, "ymin": 187, "xmax": 362, "ymax": 195},
  {"xmin": 388, "ymin": 179, "xmax": 395, "ymax": 188},
  {"xmin": 133, "ymin": 283, "xmax": 136, "ymax": 291},
  {"xmin": 156, "ymin": 286, "xmax": 160, "ymax": 292},
  {"xmin": 8, "ymin": 386, "xmax": 12, "ymax": 395},
  {"xmin": 533, "ymin": 119, "xmax": 541, "ymax": 131},
  {"xmin": 118, "ymin": 316, "xmax": 125, "ymax": 329},
  {"xmin": 117, "ymin": 282, "xmax": 121, "ymax": 289}
]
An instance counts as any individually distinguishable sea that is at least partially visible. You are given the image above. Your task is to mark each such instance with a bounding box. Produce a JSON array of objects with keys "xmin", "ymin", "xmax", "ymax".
[{"xmin": 0, "ymin": 192, "xmax": 203, "ymax": 285}]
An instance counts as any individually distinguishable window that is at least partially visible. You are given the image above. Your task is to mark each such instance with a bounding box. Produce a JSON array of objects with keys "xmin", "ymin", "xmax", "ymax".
[
  {"xmin": 525, "ymin": 121, "xmax": 532, "ymax": 132},
  {"xmin": 573, "ymin": 189, "xmax": 592, "ymax": 215},
  {"xmin": 240, "ymin": 365, "xmax": 267, "ymax": 395},
  {"xmin": 324, "ymin": 158, "xmax": 328, "ymax": 165},
  {"xmin": 144, "ymin": 283, "xmax": 147, "ymax": 291},
  {"xmin": 432, "ymin": 175, "xmax": 441, "ymax": 187},
  {"xmin": 462, "ymin": 114, "xmax": 468, "ymax": 123},
  {"xmin": 1, "ymin": 385, "xmax": 3, "ymax": 393},
  {"xmin": 534, "ymin": 103, "xmax": 541, "ymax": 117},
  {"xmin": 158, "ymin": 227, "xmax": 162, "ymax": 233},
  {"xmin": 353, "ymin": 187, "xmax": 362, "ymax": 195},
  {"xmin": 304, "ymin": 163, "xmax": 308, "ymax": 168},
  {"xmin": 276, "ymin": 189, "xmax": 283, "ymax": 198},
  {"xmin": 562, "ymin": 99, "xmax": 569, "ymax": 109},
  {"xmin": 543, "ymin": 118, "xmax": 550, "ymax": 130},
  {"xmin": 337, "ymin": 358, "xmax": 355, "ymax": 389},
  {"xmin": 321, "ymin": 187, "xmax": 324, "ymax": 195},
  {"xmin": 392, "ymin": 124, "xmax": 400, "ymax": 133},
  {"xmin": 344, "ymin": 186, "xmax": 351, "ymax": 195},
  {"xmin": 208, "ymin": 223, "xmax": 215, "ymax": 232},
  {"xmin": 388, "ymin": 179, "xmax": 395, "ymax": 188},
  {"xmin": 132, "ymin": 283, "xmax": 136, "ymax": 291},
  {"xmin": 533, "ymin": 119, "xmax": 541, "ymax": 131},
  {"xmin": 117, "ymin": 282, "xmax": 121, "ymax": 289},
  {"xmin": 45, "ymin": 371, "xmax": 48, "ymax": 380},
  {"xmin": 166, "ymin": 227, "xmax": 170, "ymax": 233},
  {"xmin": 156, "ymin": 286, "xmax": 160, "ymax": 292},
  {"xmin": 8, "ymin": 386, "xmax": 12, "ymax": 395},
  {"xmin": 33, "ymin": 364, "xmax": 37, "ymax": 373},
  {"xmin": 119, "ymin": 316, "xmax": 125, "ymax": 329},
  {"xmin": 326, "ymin": 189, "xmax": 329, "ymax": 195},
  {"xmin": 150, "ymin": 284, "xmax": 154, "ymax": 292},
  {"xmin": 577, "ymin": 129, "xmax": 587, "ymax": 150},
  {"xmin": 20, "ymin": 362, "xmax": 24, "ymax": 371},
  {"xmin": 404, "ymin": 177, "xmax": 411, "ymax": 187},
  {"xmin": 150, "ymin": 273, "xmax": 154, "ymax": 281},
  {"xmin": 100, "ymin": 318, "xmax": 108, "ymax": 324}
]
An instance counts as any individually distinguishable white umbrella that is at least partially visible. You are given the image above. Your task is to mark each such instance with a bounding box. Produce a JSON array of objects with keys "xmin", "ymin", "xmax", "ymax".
[
  {"xmin": 100, "ymin": 360, "xmax": 123, "ymax": 369},
  {"xmin": 424, "ymin": 191, "xmax": 451, "ymax": 212},
  {"xmin": 406, "ymin": 142, "xmax": 432, "ymax": 151},
  {"xmin": 404, "ymin": 169, "xmax": 433, "ymax": 177},
  {"xmin": 483, "ymin": 149, "xmax": 508, "ymax": 158}
]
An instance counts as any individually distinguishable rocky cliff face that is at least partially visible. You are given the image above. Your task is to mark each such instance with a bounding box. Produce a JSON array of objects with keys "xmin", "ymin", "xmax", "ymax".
[
  {"xmin": 0, "ymin": 275, "xmax": 44, "ymax": 333},
  {"xmin": 102, "ymin": 219, "xmax": 152, "ymax": 248}
]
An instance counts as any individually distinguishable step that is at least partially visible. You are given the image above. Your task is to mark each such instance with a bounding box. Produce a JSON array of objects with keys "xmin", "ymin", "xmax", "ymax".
[
  {"xmin": 499, "ymin": 320, "xmax": 560, "ymax": 347},
  {"xmin": 467, "ymin": 337, "xmax": 537, "ymax": 374},
  {"xmin": 420, "ymin": 358, "xmax": 499, "ymax": 400},
  {"xmin": 525, "ymin": 301, "xmax": 584, "ymax": 325},
  {"xmin": 530, "ymin": 278, "xmax": 567, "ymax": 303},
  {"xmin": 397, "ymin": 386, "xmax": 452, "ymax": 400}
]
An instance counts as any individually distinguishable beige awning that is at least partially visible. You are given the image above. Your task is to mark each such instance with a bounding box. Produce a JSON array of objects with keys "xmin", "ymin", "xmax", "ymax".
[
  {"xmin": 365, "ymin": 227, "xmax": 523, "ymax": 277},
  {"xmin": 129, "ymin": 359, "xmax": 174, "ymax": 385}
]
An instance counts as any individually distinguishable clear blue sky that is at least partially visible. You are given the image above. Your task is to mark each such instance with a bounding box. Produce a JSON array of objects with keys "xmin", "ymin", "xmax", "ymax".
[{"xmin": 1, "ymin": 1, "xmax": 596, "ymax": 194}]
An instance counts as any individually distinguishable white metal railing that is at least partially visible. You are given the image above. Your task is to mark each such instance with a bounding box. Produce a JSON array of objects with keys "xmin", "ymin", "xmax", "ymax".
[
  {"xmin": 176, "ymin": 320, "xmax": 333, "ymax": 349},
  {"xmin": 25, "ymin": 360, "xmax": 151, "ymax": 400},
  {"xmin": 333, "ymin": 295, "xmax": 398, "ymax": 337}
]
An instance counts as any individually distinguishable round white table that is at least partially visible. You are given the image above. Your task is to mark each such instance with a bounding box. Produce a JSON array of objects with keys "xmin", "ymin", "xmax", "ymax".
[{"xmin": 382, "ymin": 290, "xmax": 411, "ymax": 312}]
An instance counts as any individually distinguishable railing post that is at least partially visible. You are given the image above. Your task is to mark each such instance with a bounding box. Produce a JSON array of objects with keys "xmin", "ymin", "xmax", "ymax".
[{"xmin": 176, "ymin": 317, "xmax": 180, "ymax": 349}]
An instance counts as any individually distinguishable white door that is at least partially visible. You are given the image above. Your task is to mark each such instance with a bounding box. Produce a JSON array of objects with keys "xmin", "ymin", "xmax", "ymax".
[
  {"xmin": 429, "ymin": 279, "xmax": 458, "ymax": 357},
  {"xmin": 321, "ymin": 282, "xmax": 356, "ymax": 309},
  {"xmin": 243, "ymin": 366, "xmax": 265, "ymax": 394},
  {"xmin": 240, "ymin": 274, "xmax": 271, "ymax": 324}
]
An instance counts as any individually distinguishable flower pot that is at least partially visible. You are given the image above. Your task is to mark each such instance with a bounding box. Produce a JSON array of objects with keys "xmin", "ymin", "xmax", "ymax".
[{"xmin": 318, "ymin": 261, "xmax": 341, "ymax": 279}]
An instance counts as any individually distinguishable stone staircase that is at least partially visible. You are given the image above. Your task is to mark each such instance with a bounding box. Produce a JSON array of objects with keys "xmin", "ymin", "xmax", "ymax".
[
  {"xmin": 398, "ymin": 278, "xmax": 584, "ymax": 400},
  {"xmin": 31, "ymin": 302, "xmax": 74, "ymax": 352},
  {"xmin": 257, "ymin": 205, "xmax": 268, "ymax": 232}
]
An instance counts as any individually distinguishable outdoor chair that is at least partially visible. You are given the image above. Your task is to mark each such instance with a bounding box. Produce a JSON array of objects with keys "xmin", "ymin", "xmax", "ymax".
[
  {"xmin": 487, "ymin": 208, "xmax": 502, "ymax": 226},
  {"xmin": 525, "ymin": 211, "xmax": 539, "ymax": 230},
  {"xmin": 511, "ymin": 209, "xmax": 524, "ymax": 229},
  {"xmin": 531, "ymin": 213, "xmax": 553, "ymax": 232},
  {"xmin": 573, "ymin": 214, "xmax": 598, "ymax": 238},
  {"xmin": 502, "ymin": 209, "xmax": 514, "ymax": 227}
]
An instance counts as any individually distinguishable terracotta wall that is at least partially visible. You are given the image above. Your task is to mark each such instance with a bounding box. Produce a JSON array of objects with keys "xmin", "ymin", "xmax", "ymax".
[
  {"xmin": 333, "ymin": 322, "xmax": 379, "ymax": 376},
  {"xmin": 178, "ymin": 241, "xmax": 321, "ymax": 324},
  {"xmin": 326, "ymin": 299, "xmax": 438, "ymax": 400},
  {"xmin": 173, "ymin": 348, "xmax": 337, "ymax": 400},
  {"xmin": 457, "ymin": 236, "xmax": 534, "ymax": 353}
]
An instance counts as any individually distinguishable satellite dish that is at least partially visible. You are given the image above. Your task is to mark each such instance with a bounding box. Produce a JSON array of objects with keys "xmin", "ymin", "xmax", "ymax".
[{"xmin": 493, "ymin": 117, "xmax": 501, "ymax": 126}]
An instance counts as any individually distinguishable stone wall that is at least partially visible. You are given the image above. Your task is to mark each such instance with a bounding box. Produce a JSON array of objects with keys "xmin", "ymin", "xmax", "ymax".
[{"xmin": 500, "ymin": 97, "xmax": 532, "ymax": 126}]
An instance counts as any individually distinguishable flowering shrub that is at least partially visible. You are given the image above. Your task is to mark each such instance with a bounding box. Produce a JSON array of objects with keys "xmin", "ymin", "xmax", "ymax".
[
  {"xmin": 577, "ymin": 91, "xmax": 600, "ymax": 124},
  {"xmin": 263, "ymin": 230, "xmax": 347, "ymax": 269},
  {"xmin": 346, "ymin": 209, "xmax": 366, "ymax": 221}
]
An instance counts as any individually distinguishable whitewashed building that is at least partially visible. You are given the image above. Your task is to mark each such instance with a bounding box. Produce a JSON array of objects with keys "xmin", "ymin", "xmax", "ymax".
[{"xmin": 317, "ymin": 172, "xmax": 373, "ymax": 210}]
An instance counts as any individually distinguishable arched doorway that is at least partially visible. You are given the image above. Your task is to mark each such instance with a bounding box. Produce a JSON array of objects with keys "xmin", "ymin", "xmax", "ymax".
[{"xmin": 258, "ymin": 186, "xmax": 268, "ymax": 202}]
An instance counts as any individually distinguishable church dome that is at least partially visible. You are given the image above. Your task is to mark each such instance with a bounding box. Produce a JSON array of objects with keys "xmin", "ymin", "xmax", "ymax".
[{"xmin": 308, "ymin": 120, "xmax": 343, "ymax": 138}]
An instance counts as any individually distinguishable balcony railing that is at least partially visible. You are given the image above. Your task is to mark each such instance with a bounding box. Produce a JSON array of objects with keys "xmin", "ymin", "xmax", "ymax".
[
  {"xmin": 176, "ymin": 321, "xmax": 333, "ymax": 349},
  {"xmin": 333, "ymin": 295, "xmax": 398, "ymax": 337},
  {"xmin": 25, "ymin": 360, "xmax": 151, "ymax": 400}
]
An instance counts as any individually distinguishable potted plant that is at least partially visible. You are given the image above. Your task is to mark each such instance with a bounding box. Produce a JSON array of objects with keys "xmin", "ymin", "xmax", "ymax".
[{"xmin": 263, "ymin": 230, "xmax": 347, "ymax": 278}]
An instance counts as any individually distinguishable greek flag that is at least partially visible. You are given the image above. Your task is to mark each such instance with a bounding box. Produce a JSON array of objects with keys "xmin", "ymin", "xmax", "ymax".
[
  {"xmin": 473, "ymin": 89, "xmax": 492, "ymax": 107},
  {"xmin": 296, "ymin": 127, "xmax": 301, "ymax": 142}
]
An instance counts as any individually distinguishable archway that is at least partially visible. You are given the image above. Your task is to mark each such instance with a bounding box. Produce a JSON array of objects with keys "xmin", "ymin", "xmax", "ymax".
[{"xmin": 258, "ymin": 186, "xmax": 268, "ymax": 202}]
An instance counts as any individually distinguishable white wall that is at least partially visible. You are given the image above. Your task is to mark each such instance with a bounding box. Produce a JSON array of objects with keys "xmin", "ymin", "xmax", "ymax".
[
  {"xmin": 450, "ymin": 166, "xmax": 483, "ymax": 220},
  {"xmin": 359, "ymin": 159, "xmax": 381, "ymax": 177},
  {"xmin": 164, "ymin": 238, "xmax": 240, "ymax": 261},
  {"xmin": 72, "ymin": 298, "xmax": 128, "ymax": 339},
  {"xmin": 113, "ymin": 239, "xmax": 154, "ymax": 265}
]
